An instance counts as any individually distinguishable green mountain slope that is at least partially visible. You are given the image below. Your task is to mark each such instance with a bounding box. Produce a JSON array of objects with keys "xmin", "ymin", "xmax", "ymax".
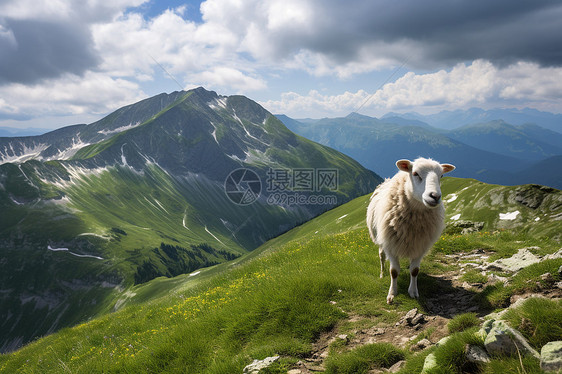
[
  {"xmin": 0, "ymin": 177, "xmax": 560, "ymax": 373},
  {"xmin": 0, "ymin": 88, "xmax": 380, "ymax": 352}
]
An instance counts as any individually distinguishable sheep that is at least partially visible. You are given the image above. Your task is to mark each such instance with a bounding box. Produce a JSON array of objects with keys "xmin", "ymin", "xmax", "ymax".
[{"xmin": 366, "ymin": 157, "xmax": 455, "ymax": 304}]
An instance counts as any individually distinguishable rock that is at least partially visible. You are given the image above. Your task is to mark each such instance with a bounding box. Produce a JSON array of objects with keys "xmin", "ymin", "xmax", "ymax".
[
  {"xmin": 388, "ymin": 360, "xmax": 406, "ymax": 373},
  {"xmin": 449, "ymin": 220, "xmax": 485, "ymax": 234},
  {"xmin": 544, "ymin": 249, "xmax": 562, "ymax": 261},
  {"xmin": 477, "ymin": 319, "xmax": 495, "ymax": 339},
  {"xmin": 513, "ymin": 185, "xmax": 554, "ymax": 209},
  {"xmin": 465, "ymin": 344, "xmax": 490, "ymax": 364},
  {"xmin": 337, "ymin": 334, "xmax": 348, "ymax": 342},
  {"xmin": 243, "ymin": 356, "xmax": 279, "ymax": 374},
  {"xmin": 486, "ymin": 248, "xmax": 541, "ymax": 272},
  {"xmin": 421, "ymin": 353, "xmax": 437, "ymax": 374},
  {"xmin": 365, "ymin": 327, "xmax": 385, "ymax": 336},
  {"xmin": 404, "ymin": 308, "xmax": 418, "ymax": 324},
  {"xmin": 484, "ymin": 320, "xmax": 540, "ymax": 359},
  {"xmin": 411, "ymin": 313, "xmax": 425, "ymax": 326},
  {"xmin": 541, "ymin": 341, "xmax": 562, "ymax": 372},
  {"xmin": 411, "ymin": 338, "xmax": 432, "ymax": 351},
  {"xmin": 435, "ymin": 336, "xmax": 451, "ymax": 347}
]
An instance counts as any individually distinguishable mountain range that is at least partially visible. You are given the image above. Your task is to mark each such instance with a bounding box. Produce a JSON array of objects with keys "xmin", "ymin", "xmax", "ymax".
[
  {"xmin": 382, "ymin": 107, "xmax": 562, "ymax": 133},
  {"xmin": 0, "ymin": 87, "xmax": 380, "ymax": 352},
  {"xmin": 277, "ymin": 112, "xmax": 562, "ymax": 189}
]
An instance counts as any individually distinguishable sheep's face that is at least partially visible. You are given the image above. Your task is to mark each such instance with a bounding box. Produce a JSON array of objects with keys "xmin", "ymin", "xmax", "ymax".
[{"xmin": 396, "ymin": 158, "xmax": 455, "ymax": 209}]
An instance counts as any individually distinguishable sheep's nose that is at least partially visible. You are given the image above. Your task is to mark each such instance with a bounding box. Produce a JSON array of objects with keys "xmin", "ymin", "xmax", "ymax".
[{"xmin": 429, "ymin": 192, "xmax": 441, "ymax": 202}]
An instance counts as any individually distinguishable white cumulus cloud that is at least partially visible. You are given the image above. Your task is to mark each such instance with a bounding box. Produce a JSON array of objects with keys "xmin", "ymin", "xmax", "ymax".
[{"xmin": 262, "ymin": 60, "xmax": 562, "ymax": 117}]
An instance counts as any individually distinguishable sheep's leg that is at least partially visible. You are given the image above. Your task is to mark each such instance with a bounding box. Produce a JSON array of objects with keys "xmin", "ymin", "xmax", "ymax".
[
  {"xmin": 378, "ymin": 246, "xmax": 386, "ymax": 278},
  {"xmin": 386, "ymin": 253, "xmax": 400, "ymax": 304},
  {"xmin": 408, "ymin": 256, "xmax": 423, "ymax": 299}
]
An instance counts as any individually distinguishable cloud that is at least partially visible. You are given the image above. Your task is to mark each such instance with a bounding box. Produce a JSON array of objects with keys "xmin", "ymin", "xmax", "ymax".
[
  {"xmin": 2, "ymin": 0, "xmax": 562, "ymax": 126},
  {"xmin": 191, "ymin": 67, "xmax": 266, "ymax": 92},
  {"xmin": 199, "ymin": 0, "xmax": 562, "ymax": 75},
  {"xmin": 0, "ymin": 0, "xmax": 147, "ymax": 85},
  {"xmin": 0, "ymin": 72, "xmax": 146, "ymax": 119},
  {"xmin": 262, "ymin": 60, "xmax": 562, "ymax": 117},
  {"xmin": 0, "ymin": 19, "xmax": 100, "ymax": 84}
]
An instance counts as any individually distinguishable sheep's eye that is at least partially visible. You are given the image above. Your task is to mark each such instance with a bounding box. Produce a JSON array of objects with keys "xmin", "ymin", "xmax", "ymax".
[{"xmin": 413, "ymin": 172, "xmax": 422, "ymax": 181}]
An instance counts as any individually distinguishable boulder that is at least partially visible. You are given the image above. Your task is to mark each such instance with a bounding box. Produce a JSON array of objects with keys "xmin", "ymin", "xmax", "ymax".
[
  {"xmin": 486, "ymin": 248, "xmax": 541, "ymax": 273},
  {"xmin": 421, "ymin": 353, "xmax": 437, "ymax": 374},
  {"xmin": 465, "ymin": 344, "xmax": 490, "ymax": 364},
  {"xmin": 541, "ymin": 341, "xmax": 562, "ymax": 373},
  {"xmin": 388, "ymin": 360, "xmax": 406, "ymax": 373},
  {"xmin": 484, "ymin": 320, "xmax": 539, "ymax": 359}
]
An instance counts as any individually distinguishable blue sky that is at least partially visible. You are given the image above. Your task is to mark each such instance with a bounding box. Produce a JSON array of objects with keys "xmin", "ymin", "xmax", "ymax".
[{"xmin": 1, "ymin": 0, "xmax": 561, "ymax": 130}]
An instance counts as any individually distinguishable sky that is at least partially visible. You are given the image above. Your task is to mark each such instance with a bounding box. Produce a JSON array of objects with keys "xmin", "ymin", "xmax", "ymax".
[{"xmin": 1, "ymin": 0, "xmax": 562, "ymax": 130}]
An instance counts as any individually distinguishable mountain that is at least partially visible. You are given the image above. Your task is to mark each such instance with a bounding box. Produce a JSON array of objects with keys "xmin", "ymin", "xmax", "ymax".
[
  {"xmin": 384, "ymin": 107, "xmax": 562, "ymax": 133},
  {"xmin": 446, "ymin": 120, "xmax": 562, "ymax": 161},
  {"xmin": 475, "ymin": 155, "xmax": 562, "ymax": 189},
  {"xmin": 278, "ymin": 113, "xmax": 530, "ymax": 180},
  {"xmin": 0, "ymin": 87, "xmax": 381, "ymax": 352},
  {"xmin": 1, "ymin": 177, "xmax": 560, "ymax": 372},
  {"xmin": 0, "ymin": 127, "xmax": 49, "ymax": 137},
  {"xmin": 277, "ymin": 113, "xmax": 562, "ymax": 189}
]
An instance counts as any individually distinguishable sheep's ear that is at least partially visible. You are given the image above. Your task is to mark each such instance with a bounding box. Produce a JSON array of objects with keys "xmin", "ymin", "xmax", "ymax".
[
  {"xmin": 441, "ymin": 163, "xmax": 455, "ymax": 174},
  {"xmin": 396, "ymin": 159, "xmax": 412, "ymax": 172}
]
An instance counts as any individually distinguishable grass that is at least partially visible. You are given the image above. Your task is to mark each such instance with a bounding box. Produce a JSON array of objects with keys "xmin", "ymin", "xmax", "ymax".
[
  {"xmin": 481, "ymin": 258, "xmax": 562, "ymax": 308},
  {"xmin": 429, "ymin": 329, "xmax": 485, "ymax": 374},
  {"xmin": 461, "ymin": 269, "xmax": 489, "ymax": 284},
  {"xmin": 325, "ymin": 343, "xmax": 405, "ymax": 374},
  {"xmin": 2, "ymin": 219, "xmax": 559, "ymax": 373},
  {"xmin": 0, "ymin": 228, "xmax": 390, "ymax": 373},
  {"xmin": 448, "ymin": 313, "xmax": 480, "ymax": 333},
  {"xmin": 503, "ymin": 298, "xmax": 562, "ymax": 350}
]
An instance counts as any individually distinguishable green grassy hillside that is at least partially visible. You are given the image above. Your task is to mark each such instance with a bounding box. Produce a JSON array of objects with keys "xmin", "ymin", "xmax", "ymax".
[{"xmin": 1, "ymin": 177, "xmax": 560, "ymax": 373}]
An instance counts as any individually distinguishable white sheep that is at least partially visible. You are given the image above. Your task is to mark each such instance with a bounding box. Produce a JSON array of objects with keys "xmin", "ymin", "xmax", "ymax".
[{"xmin": 366, "ymin": 158, "xmax": 455, "ymax": 304}]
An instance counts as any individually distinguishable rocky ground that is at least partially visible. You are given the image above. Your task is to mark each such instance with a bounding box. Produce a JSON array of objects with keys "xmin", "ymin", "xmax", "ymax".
[{"xmin": 276, "ymin": 247, "xmax": 562, "ymax": 373}]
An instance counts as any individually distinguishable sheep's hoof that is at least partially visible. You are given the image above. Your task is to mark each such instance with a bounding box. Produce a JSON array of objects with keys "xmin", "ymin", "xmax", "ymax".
[
  {"xmin": 408, "ymin": 290, "xmax": 419, "ymax": 299},
  {"xmin": 386, "ymin": 295, "xmax": 394, "ymax": 304},
  {"xmin": 379, "ymin": 273, "xmax": 384, "ymax": 279}
]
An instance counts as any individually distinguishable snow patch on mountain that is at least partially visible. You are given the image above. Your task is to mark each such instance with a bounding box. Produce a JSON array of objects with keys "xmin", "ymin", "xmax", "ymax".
[
  {"xmin": 208, "ymin": 97, "xmax": 228, "ymax": 110},
  {"xmin": 97, "ymin": 122, "xmax": 141, "ymax": 135},
  {"xmin": 499, "ymin": 211, "xmax": 520, "ymax": 220},
  {"xmin": 0, "ymin": 142, "xmax": 49, "ymax": 164},
  {"xmin": 47, "ymin": 245, "xmax": 104, "ymax": 260}
]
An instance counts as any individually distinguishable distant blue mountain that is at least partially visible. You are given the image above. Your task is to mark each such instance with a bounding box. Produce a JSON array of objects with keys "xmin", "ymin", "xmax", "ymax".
[
  {"xmin": 277, "ymin": 112, "xmax": 562, "ymax": 189},
  {"xmin": 0, "ymin": 127, "xmax": 50, "ymax": 137},
  {"xmin": 382, "ymin": 108, "xmax": 562, "ymax": 133}
]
